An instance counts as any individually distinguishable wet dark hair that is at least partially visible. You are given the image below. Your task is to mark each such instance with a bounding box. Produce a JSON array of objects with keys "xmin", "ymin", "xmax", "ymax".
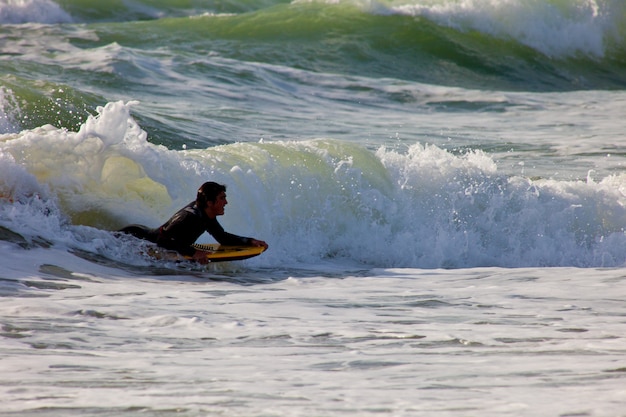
[{"xmin": 196, "ymin": 181, "xmax": 226, "ymax": 208}]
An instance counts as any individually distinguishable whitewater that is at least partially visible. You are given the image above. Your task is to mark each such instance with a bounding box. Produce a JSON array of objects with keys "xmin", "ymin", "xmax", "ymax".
[{"xmin": 1, "ymin": 0, "xmax": 626, "ymax": 416}]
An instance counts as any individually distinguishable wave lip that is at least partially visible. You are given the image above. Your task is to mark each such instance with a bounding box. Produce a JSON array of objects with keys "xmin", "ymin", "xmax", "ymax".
[{"xmin": 388, "ymin": 0, "xmax": 625, "ymax": 59}]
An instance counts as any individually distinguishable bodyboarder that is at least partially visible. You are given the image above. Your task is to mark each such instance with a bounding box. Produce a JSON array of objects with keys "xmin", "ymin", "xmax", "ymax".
[{"xmin": 119, "ymin": 181, "xmax": 268, "ymax": 263}]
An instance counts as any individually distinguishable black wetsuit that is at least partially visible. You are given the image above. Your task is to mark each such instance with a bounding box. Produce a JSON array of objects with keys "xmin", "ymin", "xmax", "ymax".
[{"xmin": 120, "ymin": 201, "xmax": 252, "ymax": 256}]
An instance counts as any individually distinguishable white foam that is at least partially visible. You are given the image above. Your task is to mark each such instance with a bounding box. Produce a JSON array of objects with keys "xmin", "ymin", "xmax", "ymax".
[
  {"xmin": 0, "ymin": 86, "xmax": 22, "ymax": 133},
  {"xmin": 1, "ymin": 101, "xmax": 626, "ymax": 268},
  {"xmin": 388, "ymin": 0, "xmax": 623, "ymax": 58},
  {"xmin": 0, "ymin": 0, "xmax": 72, "ymax": 24},
  {"xmin": 1, "ymin": 261, "xmax": 625, "ymax": 416}
]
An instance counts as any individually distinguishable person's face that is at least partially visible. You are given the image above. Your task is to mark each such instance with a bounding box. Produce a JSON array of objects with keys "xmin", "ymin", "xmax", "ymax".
[{"xmin": 204, "ymin": 191, "xmax": 228, "ymax": 218}]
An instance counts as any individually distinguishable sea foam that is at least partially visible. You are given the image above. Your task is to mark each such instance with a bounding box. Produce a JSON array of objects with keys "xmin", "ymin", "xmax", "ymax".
[{"xmin": 0, "ymin": 0, "xmax": 72, "ymax": 24}]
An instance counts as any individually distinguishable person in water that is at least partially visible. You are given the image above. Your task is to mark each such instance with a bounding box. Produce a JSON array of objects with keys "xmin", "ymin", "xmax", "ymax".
[{"xmin": 120, "ymin": 181, "xmax": 268, "ymax": 262}]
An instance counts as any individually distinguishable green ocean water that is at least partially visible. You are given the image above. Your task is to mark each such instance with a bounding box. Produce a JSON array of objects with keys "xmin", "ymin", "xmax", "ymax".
[{"xmin": 2, "ymin": 0, "xmax": 625, "ymax": 141}]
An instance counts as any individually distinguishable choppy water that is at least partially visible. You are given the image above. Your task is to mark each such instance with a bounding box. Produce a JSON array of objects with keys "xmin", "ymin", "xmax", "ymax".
[{"xmin": 1, "ymin": 0, "xmax": 626, "ymax": 416}]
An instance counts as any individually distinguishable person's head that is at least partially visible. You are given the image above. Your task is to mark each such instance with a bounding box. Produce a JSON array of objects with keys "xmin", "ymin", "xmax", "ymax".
[{"xmin": 197, "ymin": 181, "xmax": 228, "ymax": 218}]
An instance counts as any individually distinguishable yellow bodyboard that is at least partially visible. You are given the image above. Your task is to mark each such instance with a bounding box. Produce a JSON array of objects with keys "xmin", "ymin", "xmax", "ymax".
[
  {"xmin": 147, "ymin": 243, "xmax": 265, "ymax": 262},
  {"xmin": 190, "ymin": 243, "xmax": 266, "ymax": 262}
]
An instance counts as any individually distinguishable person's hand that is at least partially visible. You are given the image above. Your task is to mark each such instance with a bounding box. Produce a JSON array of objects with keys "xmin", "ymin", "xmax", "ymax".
[
  {"xmin": 250, "ymin": 239, "xmax": 268, "ymax": 250},
  {"xmin": 191, "ymin": 250, "xmax": 210, "ymax": 264}
]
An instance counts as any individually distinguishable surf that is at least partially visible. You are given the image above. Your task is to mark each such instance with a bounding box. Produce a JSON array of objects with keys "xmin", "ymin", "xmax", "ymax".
[{"xmin": 1, "ymin": 101, "xmax": 625, "ymax": 269}]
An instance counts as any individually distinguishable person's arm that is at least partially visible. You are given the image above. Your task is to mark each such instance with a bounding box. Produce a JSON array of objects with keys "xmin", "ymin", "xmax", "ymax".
[{"xmin": 206, "ymin": 218, "xmax": 268, "ymax": 249}]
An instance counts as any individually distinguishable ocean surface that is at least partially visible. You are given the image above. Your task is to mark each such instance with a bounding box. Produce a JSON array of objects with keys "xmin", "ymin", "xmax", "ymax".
[{"xmin": 1, "ymin": 0, "xmax": 626, "ymax": 416}]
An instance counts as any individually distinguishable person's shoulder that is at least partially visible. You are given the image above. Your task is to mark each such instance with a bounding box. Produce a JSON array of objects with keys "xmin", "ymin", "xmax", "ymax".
[
  {"xmin": 166, "ymin": 201, "xmax": 199, "ymax": 222},
  {"xmin": 182, "ymin": 200, "xmax": 200, "ymax": 214}
]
